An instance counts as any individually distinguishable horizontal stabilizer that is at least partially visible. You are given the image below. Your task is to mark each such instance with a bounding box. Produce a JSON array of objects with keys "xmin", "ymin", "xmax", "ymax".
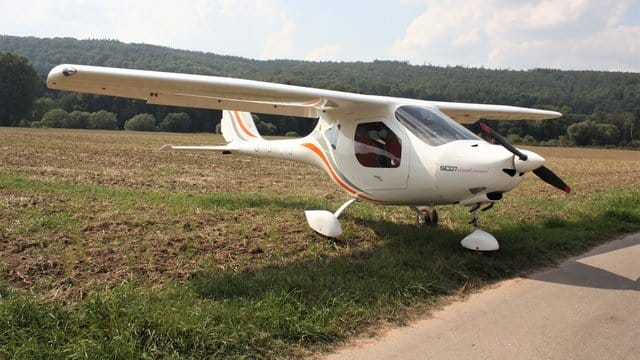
[{"xmin": 159, "ymin": 144, "xmax": 236, "ymax": 152}]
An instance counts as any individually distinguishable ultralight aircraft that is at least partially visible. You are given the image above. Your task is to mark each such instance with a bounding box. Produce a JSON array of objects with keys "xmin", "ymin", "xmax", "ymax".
[{"xmin": 47, "ymin": 64, "xmax": 570, "ymax": 251}]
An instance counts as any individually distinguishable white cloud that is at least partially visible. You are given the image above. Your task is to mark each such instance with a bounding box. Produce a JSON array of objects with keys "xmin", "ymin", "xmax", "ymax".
[
  {"xmin": 519, "ymin": 0, "xmax": 588, "ymax": 28},
  {"xmin": 260, "ymin": 19, "xmax": 296, "ymax": 59},
  {"xmin": 452, "ymin": 29, "xmax": 480, "ymax": 47},
  {"xmin": 391, "ymin": 0, "xmax": 640, "ymax": 71},
  {"xmin": 213, "ymin": 0, "xmax": 283, "ymax": 20}
]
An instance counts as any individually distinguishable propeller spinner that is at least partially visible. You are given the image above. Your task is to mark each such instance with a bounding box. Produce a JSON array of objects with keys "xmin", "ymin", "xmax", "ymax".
[{"xmin": 480, "ymin": 123, "xmax": 571, "ymax": 193}]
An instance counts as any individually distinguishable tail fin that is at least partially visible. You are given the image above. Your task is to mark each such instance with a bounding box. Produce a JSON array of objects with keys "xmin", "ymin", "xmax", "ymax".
[{"xmin": 221, "ymin": 110, "xmax": 263, "ymax": 143}]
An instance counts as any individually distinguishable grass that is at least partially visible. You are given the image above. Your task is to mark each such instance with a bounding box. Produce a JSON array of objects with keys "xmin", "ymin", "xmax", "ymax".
[{"xmin": 1, "ymin": 128, "xmax": 639, "ymax": 358}]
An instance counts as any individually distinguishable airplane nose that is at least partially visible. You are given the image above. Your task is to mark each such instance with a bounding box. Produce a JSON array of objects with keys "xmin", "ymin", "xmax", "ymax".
[{"xmin": 513, "ymin": 149, "xmax": 544, "ymax": 173}]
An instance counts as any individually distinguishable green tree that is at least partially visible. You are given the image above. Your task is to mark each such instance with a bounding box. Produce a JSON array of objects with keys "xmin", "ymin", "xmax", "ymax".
[
  {"xmin": 506, "ymin": 134, "xmax": 523, "ymax": 144},
  {"xmin": 256, "ymin": 120, "xmax": 277, "ymax": 135},
  {"xmin": 41, "ymin": 109, "xmax": 70, "ymax": 128},
  {"xmin": 66, "ymin": 111, "xmax": 90, "ymax": 129},
  {"xmin": 567, "ymin": 120, "xmax": 621, "ymax": 146},
  {"xmin": 622, "ymin": 108, "xmax": 640, "ymax": 142},
  {"xmin": 0, "ymin": 52, "xmax": 39, "ymax": 126},
  {"xmin": 32, "ymin": 97, "xmax": 57, "ymax": 121},
  {"xmin": 159, "ymin": 112, "xmax": 190, "ymax": 132},
  {"xmin": 558, "ymin": 135, "xmax": 569, "ymax": 147},
  {"xmin": 567, "ymin": 120, "xmax": 598, "ymax": 146},
  {"xmin": 595, "ymin": 123, "xmax": 620, "ymax": 145},
  {"xmin": 251, "ymin": 114, "xmax": 277, "ymax": 136},
  {"xmin": 56, "ymin": 92, "xmax": 86, "ymax": 112},
  {"xmin": 88, "ymin": 110, "xmax": 118, "ymax": 130},
  {"xmin": 125, "ymin": 113, "xmax": 156, "ymax": 131}
]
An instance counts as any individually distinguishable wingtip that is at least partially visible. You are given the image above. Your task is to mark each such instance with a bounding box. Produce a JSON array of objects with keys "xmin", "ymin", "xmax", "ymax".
[{"xmin": 550, "ymin": 110, "xmax": 564, "ymax": 119}]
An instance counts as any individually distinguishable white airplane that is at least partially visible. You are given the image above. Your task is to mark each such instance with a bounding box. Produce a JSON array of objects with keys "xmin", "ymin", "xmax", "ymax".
[{"xmin": 47, "ymin": 64, "xmax": 570, "ymax": 251}]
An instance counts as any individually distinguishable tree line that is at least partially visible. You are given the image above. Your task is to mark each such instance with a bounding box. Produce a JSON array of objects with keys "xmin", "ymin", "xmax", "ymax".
[{"xmin": 0, "ymin": 35, "xmax": 639, "ymax": 147}]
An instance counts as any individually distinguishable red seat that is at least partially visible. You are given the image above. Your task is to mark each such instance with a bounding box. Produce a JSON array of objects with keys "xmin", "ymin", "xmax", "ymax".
[
  {"xmin": 355, "ymin": 136, "xmax": 378, "ymax": 167},
  {"xmin": 386, "ymin": 136, "xmax": 401, "ymax": 167}
]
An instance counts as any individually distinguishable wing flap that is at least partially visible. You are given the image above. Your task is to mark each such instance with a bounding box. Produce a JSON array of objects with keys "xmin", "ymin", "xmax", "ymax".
[{"xmin": 147, "ymin": 92, "xmax": 322, "ymax": 118}]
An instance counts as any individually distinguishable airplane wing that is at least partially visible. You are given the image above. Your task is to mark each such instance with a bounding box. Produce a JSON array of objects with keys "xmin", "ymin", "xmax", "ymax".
[
  {"xmin": 47, "ymin": 64, "xmax": 561, "ymax": 122},
  {"xmin": 47, "ymin": 64, "xmax": 389, "ymax": 118}
]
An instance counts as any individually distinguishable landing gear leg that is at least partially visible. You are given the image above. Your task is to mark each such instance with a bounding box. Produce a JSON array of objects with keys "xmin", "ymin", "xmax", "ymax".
[
  {"xmin": 470, "ymin": 206, "xmax": 480, "ymax": 228},
  {"xmin": 460, "ymin": 205, "xmax": 499, "ymax": 251},
  {"xmin": 410, "ymin": 206, "xmax": 438, "ymax": 226}
]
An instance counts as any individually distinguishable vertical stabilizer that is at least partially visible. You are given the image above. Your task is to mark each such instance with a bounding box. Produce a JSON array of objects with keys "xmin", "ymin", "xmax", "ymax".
[{"xmin": 221, "ymin": 110, "xmax": 263, "ymax": 143}]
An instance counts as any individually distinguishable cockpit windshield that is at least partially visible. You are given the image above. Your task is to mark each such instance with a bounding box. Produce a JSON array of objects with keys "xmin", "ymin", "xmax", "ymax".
[{"xmin": 395, "ymin": 105, "xmax": 480, "ymax": 146}]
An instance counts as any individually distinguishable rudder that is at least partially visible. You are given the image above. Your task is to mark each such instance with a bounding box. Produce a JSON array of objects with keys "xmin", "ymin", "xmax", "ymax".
[{"xmin": 220, "ymin": 110, "xmax": 263, "ymax": 143}]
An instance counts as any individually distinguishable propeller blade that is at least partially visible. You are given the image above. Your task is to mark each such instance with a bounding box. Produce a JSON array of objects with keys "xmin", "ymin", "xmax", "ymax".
[
  {"xmin": 480, "ymin": 123, "xmax": 528, "ymax": 161},
  {"xmin": 533, "ymin": 166, "xmax": 571, "ymax": 193}
]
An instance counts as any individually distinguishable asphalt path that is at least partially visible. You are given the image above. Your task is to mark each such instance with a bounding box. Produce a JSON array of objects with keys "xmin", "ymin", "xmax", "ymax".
[{"xmin": 325, "ymin": 232, "xmax": 640, "ymax": 360}]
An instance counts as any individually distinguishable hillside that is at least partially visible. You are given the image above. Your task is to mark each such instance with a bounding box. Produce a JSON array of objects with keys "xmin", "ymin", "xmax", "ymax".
[{"xmin": 1, "ymin": 35, "xmax": 639, "ymax": 145}]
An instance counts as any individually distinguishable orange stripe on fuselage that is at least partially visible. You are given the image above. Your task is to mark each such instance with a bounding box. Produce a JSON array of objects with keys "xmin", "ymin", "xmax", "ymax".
[
  {"xmin": 301, "ymin": 143, "xmax": 379, "ymax": 203},
  {"xmin": 234, "ymin": 111, "xmax": 257, "ymax": 138}
]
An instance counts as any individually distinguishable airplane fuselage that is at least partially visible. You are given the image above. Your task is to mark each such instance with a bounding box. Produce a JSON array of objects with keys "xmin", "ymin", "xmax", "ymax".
[{"xmin": 228, "ymin": 101, "xmax": 534, "ymax": 207}]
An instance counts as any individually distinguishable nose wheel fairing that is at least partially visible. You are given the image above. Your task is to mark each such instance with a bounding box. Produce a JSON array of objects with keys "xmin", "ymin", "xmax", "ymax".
[
  {"xmin": 461, "ymin": 229, "xmax": 499, "ymax": 251},
  {"xmin": 461, "ymin": 207, "xmax": 499, "ymax": 251}
]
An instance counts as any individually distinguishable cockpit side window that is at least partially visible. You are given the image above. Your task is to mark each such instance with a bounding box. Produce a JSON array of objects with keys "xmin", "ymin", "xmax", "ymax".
[
  {"xmin": 395, "ymin": 105, "xmax": 480, "ymax": 146},
  {"xmin": 354, "ymin": 122, "xmax": 401, "ymax": 168}
]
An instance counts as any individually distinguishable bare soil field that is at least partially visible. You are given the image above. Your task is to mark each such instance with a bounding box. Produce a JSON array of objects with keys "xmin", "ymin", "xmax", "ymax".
[
  {"xmin": 1, "ymin": 128, "xmax": 639, "ymax": 302},
  {"xmin": 521, "ymin": 145, "xmax": 639, "ymax": 198}
]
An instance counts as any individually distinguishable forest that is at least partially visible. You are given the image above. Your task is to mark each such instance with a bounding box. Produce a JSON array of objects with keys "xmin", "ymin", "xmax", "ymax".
[{"xmin": 1, "ymin": 35, "xmax": 639, "ymax": 147}]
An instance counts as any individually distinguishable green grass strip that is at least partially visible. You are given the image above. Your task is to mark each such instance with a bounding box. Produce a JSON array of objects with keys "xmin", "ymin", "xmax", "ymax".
[{"xmin": 0, "ymin": 182, "xmax": 638, "ymax": 358}]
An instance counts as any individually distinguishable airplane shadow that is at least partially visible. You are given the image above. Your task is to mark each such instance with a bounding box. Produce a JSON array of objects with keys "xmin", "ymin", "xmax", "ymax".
[
  {"xmin": 190, "ymin": 219, "xmax": 476, "ymax": 303},
  {"xmin": 188, "ymin": 208, "xmax": 640, "ymax": 305}
]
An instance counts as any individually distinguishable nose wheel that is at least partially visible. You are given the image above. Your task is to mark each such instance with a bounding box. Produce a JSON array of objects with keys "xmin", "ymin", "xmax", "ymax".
[
  {"xmin": 411, "ymin": 206, "xmax": 438, "ymax": 226},
  {"xmin": 461, "ymin": 204, "xmax": 499, "ymax": 251}
]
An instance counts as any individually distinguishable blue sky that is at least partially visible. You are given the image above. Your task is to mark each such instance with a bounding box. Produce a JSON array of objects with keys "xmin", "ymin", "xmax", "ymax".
[{"xmin": 1, "ymin": 0, "xmax": 638, "ymax": 71}]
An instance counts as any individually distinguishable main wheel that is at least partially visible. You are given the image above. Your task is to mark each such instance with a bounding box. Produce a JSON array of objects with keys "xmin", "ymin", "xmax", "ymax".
[
  {"xmin": 416, "ymin": 212, "xmax": 430, "ymax": 225},
  {"xmin": 431, "ymin": 209, "xmax": 439, "ymax": 225},
  {"xmin": 418, "ymin": 209, "xmax": 434, "ymax": 226}
]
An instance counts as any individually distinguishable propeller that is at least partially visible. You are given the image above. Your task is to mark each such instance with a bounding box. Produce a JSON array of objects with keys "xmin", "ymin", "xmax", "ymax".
[
  {"xmin": 479, "ymin": 123, "xmax": 528, "ymax": 161},
  {"xmin": 533, "ymin": 166, "xmax": 571, "ymax": 193},
  {"xmin": 480, "ymin": 122, "xmax": 571, "ymax": 193}
]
